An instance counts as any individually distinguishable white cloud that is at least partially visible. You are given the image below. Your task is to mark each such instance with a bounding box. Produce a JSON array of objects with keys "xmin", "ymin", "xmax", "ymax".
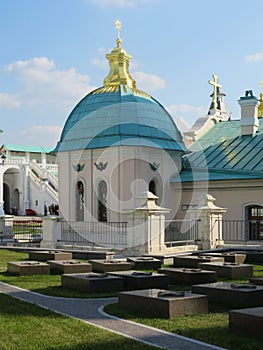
[
  {"xmin": 167, "ymin": 104, "xmax": 207, "ymax": 115},
  {"xmin": 90, "ymin": 48, "xmax": 108, "ymax": 69},
  {"xmin": 0, "ymin": 93, "xmax": 20, "ymax": 108},
  {"xmin": 5, "ymin": 57, "xmax": 96, "ymax": 108},
  {"xmin": 245, "ymin": 51, "xmax": 263, "ymax": 62},
  {"xmin": 129, "ymin": 60, "xmax": 139, "ymax": 70},
  {"xmin": 20, "ymin": 125, "xmax": 62, "ymax": 147},
  {"xmin": 7, "ymin": 57, "xmax": 55, "ymax": 74},
  {"xmin": 133, "ymin": 71, "xmax": 165, "ymax": 92},
  {"xmin": 90, "ymin": 57, "xmax": 108, "ymax": 69},
  {"xmin": 166, "ymin": 104, "xmax": 207, "ymax": 132}
]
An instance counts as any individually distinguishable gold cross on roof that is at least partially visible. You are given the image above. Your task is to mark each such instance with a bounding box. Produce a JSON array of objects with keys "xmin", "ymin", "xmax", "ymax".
[
  {"xmin": 115, "ymin": 20, "xmax": 122, "ymax": 40},
  {"xmin": 208, "ymin": 74, "xmax": 222, "ymax": 110},
  {"xmin": 260, "ymin": 80, "xmax": 263, "ymax": 92}
]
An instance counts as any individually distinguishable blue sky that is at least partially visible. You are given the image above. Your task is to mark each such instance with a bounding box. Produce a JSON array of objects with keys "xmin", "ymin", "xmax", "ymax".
[{"xmin": 0, "ymin": 0, "xmax": 262, "ymax": 147}]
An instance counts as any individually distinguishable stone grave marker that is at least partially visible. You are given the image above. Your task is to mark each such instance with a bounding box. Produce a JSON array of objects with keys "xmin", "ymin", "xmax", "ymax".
[
  {"xmin": 69, "ymin": 250, "xmax": 114, "ymax": 260},
  {"xmin": 118, "ymin": 289, "xmax": 208, "ymax": 318},
  {"xmin": 47, "ymin": 260, "xmax": 92, "ymax": 274},
  {"xmin": 250, "ymin": 277, "xmax": 263, "ymax": 285},
  {"xmin": 198, "ymin": 262, "xmax": 253, "ymax": 278},
  {"xmin": 29, "ymin": 250, "xmax": 72, "ymax": 261},
  {"xmin": 90, "ymin": 259, "xmax": 131, "ymax": 273},
  {"xmin": 127, "ymin": 257, "xmax": 162, "ymax": 270},
  {"xmin": 200, "ymin": 252, "xmax": 246, "ymax": 264},
  {"xmin": 142, "ymin": 254, "xmax": 175, "ymax": 265},
  {"xmin": 61, "ymin": 272, "xmax": 123, "ymax": 293},
  {"xmin": 108, "ymin": 270, "xmax": 168, "ymax": 290},
  {"xmin": 173, "ymin": 255, "xmax": 224, "ymax": 268},
  {"xmin": 192, "ymin": 282, "xmax": 263, "ymax": 307},
  {"xmin": 158, "ymin": 267, "xmax": 217, "ymax": 285},
  {"xmin": 7, "ymin": 261, "xmax": 50, "ymax": 276},
  {"xmin": 229, "ymin": 306, "xmax": 263, "ymax": 338},
  {"xmin": 244, "ymin": 251, "xmax": 263, "ymax": 264}
]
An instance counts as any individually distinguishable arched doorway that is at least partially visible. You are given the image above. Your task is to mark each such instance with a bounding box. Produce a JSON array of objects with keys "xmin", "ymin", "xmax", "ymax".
[
  {"xmin": 246, "ymin": 205, "xmax": 263, "ymax": 240},
  {"xmin": 3, "ymin": 183, "xmax": 10, "ymax": 214},
  {"xmin": 76, "ymin": 180, "xmax": 84, "ymax": 221},
  {"xmin": 98, "ymin": 180, "xmax": 107, "ymax": 222},
  {"xmin": 3, "ymin": 168, "xmax": 20, "ymax": 215}
]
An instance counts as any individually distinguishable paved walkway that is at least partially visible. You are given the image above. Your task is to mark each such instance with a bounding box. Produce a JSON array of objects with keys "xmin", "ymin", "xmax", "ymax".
[{"xmin": 0, "ymin": 282, "xmax": 225, "ymax": 350}]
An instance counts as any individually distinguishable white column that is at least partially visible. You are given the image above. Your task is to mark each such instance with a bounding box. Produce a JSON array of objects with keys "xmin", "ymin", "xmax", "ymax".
[
  {"xmin": 23, "ymin": 165, "xmax": 30, "ymax": 211},
  {"xmin": 26, "ymin": 152, "xmax": 30, "ymax": 163},
  {"xmin": 0, "ymin": 169, "xmax": 4, "ymax": 215},
  {"xmin": 41, "ymin": 153, "xmax": 47, "ymax": 169}
]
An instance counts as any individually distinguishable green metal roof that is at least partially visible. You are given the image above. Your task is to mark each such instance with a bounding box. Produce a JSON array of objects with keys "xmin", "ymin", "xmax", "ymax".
[
  {"xmin": 53, "ymin": 85, "xmax": 186, "ymax": 153},
  {"xmin": 172, "ymin": 168, "xmax": 263, "ymax": 183},
  {"xmin": 172, "ymin": 119, "xmax": 263, "ymax": 183},
  {"xmin": 2, "ymin": 144, "xmax": 53, "ymax": 154}
]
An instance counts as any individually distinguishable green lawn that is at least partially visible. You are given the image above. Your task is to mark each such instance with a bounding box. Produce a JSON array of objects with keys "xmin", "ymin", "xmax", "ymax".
[
  {"xmin": 1, "ymin": 248, "xmax": 263, "ymax": 350},
  {"xmin": 105, "ymin": 263, "xmax": 263, "ymax": 350},
  {"xmin": 0, "ymin": 293, "xmax": 155, "ymax": 350},
  {"xmin": 0, "ymin": 249, "xmax": 116, "ymax": 298}
]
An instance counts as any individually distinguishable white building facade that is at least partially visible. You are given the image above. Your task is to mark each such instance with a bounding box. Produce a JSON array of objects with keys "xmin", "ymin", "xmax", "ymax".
[{"xmin": 0, "ymin": 144, "xmax": 58, "ymax": 216}]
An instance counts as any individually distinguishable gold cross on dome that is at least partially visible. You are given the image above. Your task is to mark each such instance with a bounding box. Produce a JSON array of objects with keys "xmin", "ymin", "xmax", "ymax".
[
  {"xmin": 260, "ymin": 80, "xmax": 263, "ymax": 92},
  {"xmin": 208, "ymin": 74, "xmax": 222, "ymax": 110},
  {"xmin": 115, "ymin": 20, "xmax": 122, "ymax": 40}
]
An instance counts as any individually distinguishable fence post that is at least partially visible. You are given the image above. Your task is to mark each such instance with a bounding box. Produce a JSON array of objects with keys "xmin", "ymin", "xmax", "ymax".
[
  {"xmin": 189, "ymin": 194, "xmax": 227, "ymax": 250},
  {"xmin": 0, "ymin": 215, "xmax": 14, "ymax": 242},
  {"xmin": 126, "ymin": 191, "xmax": 170, "ymax": 255},
  {"xmin": 41, "ymin": 216, "xmax": 63, "ymax": 249}
]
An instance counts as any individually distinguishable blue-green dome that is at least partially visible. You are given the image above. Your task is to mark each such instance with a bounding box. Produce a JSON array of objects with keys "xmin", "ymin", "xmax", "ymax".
[
  {"xmin": 54, "ymin": 37, "xmax": 186, "ymax": 153},
  {"xmin": 54, "ymin": 85, "xmax": 186, "ymax": 152}
]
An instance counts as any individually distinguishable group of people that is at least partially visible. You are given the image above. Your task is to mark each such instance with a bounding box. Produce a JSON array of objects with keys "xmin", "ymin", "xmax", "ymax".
[{"xmin": 44, "ymin": 203, "xmax": 59, "ymax": 216}]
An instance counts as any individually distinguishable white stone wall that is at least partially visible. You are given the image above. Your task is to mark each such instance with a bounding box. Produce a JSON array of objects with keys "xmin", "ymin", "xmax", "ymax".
[{"xmin": 57, "ymin": 145, "xmax": 183, "ymax": 222}]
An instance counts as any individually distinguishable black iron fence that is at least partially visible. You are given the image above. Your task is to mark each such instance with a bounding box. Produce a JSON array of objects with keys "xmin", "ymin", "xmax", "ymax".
[
  {"xmin": 221, "ymin": 219, "xmax": 263, "ymax": 243},
  {"xmin": 60, "ymin": 221, "xmax": 128, "ymax": 247},
  {"xmin": 13, "ymin": 218, "xmax": 43, "ymax": 243},
  {"xmin": 165, "ymin": 219, "xmax": 199, "ymax": 247}
]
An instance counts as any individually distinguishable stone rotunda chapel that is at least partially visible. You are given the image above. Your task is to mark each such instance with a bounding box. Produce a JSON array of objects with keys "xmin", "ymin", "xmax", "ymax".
[
  {"xmin": 54, "ymin": 24, "xmax": 187, "ymax": 223},
  {"xmin": 54, "ymin": 21, "xmax": 263, "ymax": 249}
]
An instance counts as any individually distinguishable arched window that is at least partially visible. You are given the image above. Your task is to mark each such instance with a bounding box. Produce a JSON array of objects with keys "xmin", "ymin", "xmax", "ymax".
[
  {"xmin": 76, "ymin": 181, "xmax": 84, "ymax": 221},
  {"xmin": 98, "ymin": 180, "xmax": 107, "ymax": 222},
  {"xmin": 246, "ymin": 205, "xmax": 263, "ymax": 240},
  {"xmin": 149, "ymin": 180, "xmax": 156, "ymax": 195}
]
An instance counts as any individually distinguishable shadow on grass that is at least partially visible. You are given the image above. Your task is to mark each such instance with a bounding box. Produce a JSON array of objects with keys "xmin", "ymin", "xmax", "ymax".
[
  {"xmin": 29, "ymin": 285, "xmax": 118, "ymax": 299},
  {"xmin": 0, "ymin": 293, "xmax": 60, "ymax": 317},
  {"xmin": 104, "ymin": 302, "xmax": 263, "ymax": 350}
]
